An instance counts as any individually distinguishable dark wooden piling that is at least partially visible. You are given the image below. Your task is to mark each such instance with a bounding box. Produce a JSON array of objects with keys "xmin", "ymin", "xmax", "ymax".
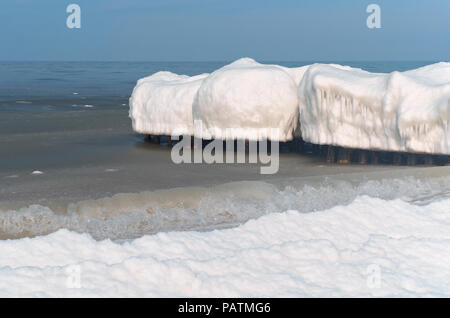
[
  {"xmin": 424, "ymin": 155, "xmax": 433, "ymax": 165},
  {"xmin": 151, "ymin": 135, "xmax": 160, "ymax": 144},
  {"xmin": 370, "ymin": 151, "xmax": 379, "ymax": 165},
  {"xmin": 337, "ymin": 147, "xmax": 351, "ymax": 164},
  {"xmin": 312, "ymin": 144, "xmax": 320, "ymax": 155},
  {"xmin": 406, "ymin": 154, "xmax": 416, "ymax": 165},
  {"xmin": 296, "ymin": 138, "xmax": 305, "ymax": 153},
  {"xmin": 320, "ymin": 145, "xmax": 328, "ymax": 157},
  {"xmin": 280, "ymin": 141, "xmax": 290, "ymax": 153},
  {"xmin": 358, "ymin": 150, "xmax": 369, "ymax": 164},
  {"xmin": 393, "ymin": 152, "xmax": 402, "ymax": 165},
  {"xmin": 326, "ymin": 146, "xmax": 336, "ymax": 163}
]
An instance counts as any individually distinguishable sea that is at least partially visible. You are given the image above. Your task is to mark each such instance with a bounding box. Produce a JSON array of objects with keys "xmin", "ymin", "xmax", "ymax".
[
  {"xmin": 0, "ymin": 61, "xmax": 449, "ymax": 241},
  {"xmin": 1, "ymin": 61, "xmax": 450, "ymax": 297}
]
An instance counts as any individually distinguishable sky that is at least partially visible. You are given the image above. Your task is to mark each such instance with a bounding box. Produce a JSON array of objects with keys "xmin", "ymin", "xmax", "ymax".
[{"xmin": 0, "ymin": 0, "xmax": 449, "ymax": 61}]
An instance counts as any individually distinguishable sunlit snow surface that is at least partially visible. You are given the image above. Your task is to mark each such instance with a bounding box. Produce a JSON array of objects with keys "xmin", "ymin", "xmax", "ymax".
[{"xmin": 0, "ymin": 194, "xmax": 449, "ymax": 297}]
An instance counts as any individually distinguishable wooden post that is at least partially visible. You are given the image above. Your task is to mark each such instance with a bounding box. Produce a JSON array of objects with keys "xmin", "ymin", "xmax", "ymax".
[
  {"xmin": 393, "ymin": 152, "xmax": 402, "ymax": 165},
  {"xmin": 297, "ymin": 138, "xmax": 305, "ymax": 153},
  {"xmin": 337, "ymin": 148, "xmax": 351, "ymax": 164},
  {"xmin": 358, "ymin": 150, "xmax": 369, "ymax": 164},
  {"xmin": 424, "ymin": 155, "xmax": 433, "ymax": 165},
  {"xmin": 370, "ymin": 151, "xmax": 379, "ymax": 164},
  {"xmin": 280, "ymin": 142, "xmax": 290, "ymax": 153},
  {"xmin": 151, "ymin": 135, "xmax": 160, "ymax": 144},
  {"xmin": 312, "ymin": 144, "xmax": 320, "ymax": 155},
  {"xmin": 160, "ymin": 135, "xmax": 169, "ymax": 146},
  {"xmin": 407, "ymin": 154, "xmax": 416, "ymax": 165},
  {"xmin": 326, "ymin": 146, "xmax": 336, "ymax": 163}
]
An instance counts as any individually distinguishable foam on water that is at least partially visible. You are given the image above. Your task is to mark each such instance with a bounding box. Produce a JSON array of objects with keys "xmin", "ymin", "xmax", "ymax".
[{"xmin": 1, "ymin": 175, "xmax": 449, "ymax": 240}]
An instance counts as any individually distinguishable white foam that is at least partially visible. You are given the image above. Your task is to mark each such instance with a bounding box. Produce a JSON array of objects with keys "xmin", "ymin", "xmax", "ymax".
[{"xmin": 1, "ymin": 175, "xmax": 450, "ymax": 241}]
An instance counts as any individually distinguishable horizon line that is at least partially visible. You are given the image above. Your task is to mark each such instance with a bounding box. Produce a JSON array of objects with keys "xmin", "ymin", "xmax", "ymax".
[{"xmin": 0, "ymin": 59, "xmax": 444, "ymax": 63}]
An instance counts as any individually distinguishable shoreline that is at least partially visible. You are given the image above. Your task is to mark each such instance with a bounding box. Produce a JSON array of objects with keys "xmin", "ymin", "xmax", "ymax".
[
  {"xmin": 1, "ymin": 162, "xmax": 449, "ymax": 240},
  {"xmin": 1, "ymin": 96, "xmax": 449, "ymax": 240}
]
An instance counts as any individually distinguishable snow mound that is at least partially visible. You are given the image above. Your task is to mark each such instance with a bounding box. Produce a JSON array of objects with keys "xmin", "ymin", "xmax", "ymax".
[
  {"xmin": 129, "ymin": 71, "xmax": 209, "ymax": 136},
  {"xmin": 1, "ymin": 195, "xmax": 450, "ymax": 297},
  {"xmin": 193, "ymin": 58, "xmax": 302, "ymax": 141},
  {"xmin": 298, "ymin": 62, "xmax": 450, "ymax": 154}
]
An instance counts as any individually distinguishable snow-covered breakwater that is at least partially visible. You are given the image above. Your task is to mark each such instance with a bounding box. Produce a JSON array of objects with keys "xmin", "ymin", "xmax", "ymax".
[{"xmin": 129, "ymin": 58, "xmax": 450, "ymax": 156}]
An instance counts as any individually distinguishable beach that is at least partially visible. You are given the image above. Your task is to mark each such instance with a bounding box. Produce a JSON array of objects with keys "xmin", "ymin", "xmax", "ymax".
[
  {"xmin": 1, "ymin": 99, "xmax": 449, "ymax": 240},
  {"xmin": 1, "ymin": 61, "xmax": 449, "ymax": 296}
]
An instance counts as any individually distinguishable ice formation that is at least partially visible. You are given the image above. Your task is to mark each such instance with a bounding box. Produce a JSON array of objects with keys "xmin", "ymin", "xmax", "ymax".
[
  {"xmin": 129, "ymin": 71, "xmax": 209, "ymax": 136},
  {"xmin": 193, "ymin": 58, "xmax": 303, "ymax": 141},
  {"xmin": 298, "ymin": 63, "xmax": 450, "ymax": 154},
  {"xmin": 129, "ymin": 59, "xmax": 450, "ymax": 154},
  {"xmin": 129, "ymin": 58, "xmax": 307, "ymax": 141}
]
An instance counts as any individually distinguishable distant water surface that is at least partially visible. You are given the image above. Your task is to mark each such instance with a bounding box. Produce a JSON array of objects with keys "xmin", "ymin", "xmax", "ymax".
[{"xmin": 0, "ymin": 61, "xmax": 438, "ymax": 101}]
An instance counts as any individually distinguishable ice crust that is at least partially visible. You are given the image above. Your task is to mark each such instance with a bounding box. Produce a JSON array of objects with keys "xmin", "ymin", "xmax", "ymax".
[
  {"xmin": 129, "ymin": 71, "xmax": 209, "ymax": 136},
  {"xmin": 129, "ymin": 59, "xmax": 450, "ymax": 154},
  {"xmin": 298, "ymin": 62, "xmax": 450, "ymax": 154},
  {"xmin": 193, "ymin": 58, "xmax": 304, "ymax": 141}
]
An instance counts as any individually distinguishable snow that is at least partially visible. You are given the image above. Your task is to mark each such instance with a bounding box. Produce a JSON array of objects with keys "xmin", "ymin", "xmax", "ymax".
[
  {"xmin": 129, "ymin": 59, "xmax": 450, "ymax": 153},
  {"xmin": 192, "ymin": 58, "xmax": 304, "ymax": 141},
  {"xmin": 129, "ymin": 58, "xmax": 308, "ymax": 141},
  {"xmin": 193, "ymin": 58, "xmax": 304, "ymax": 141},
  {"xmin": 1, "ymin": 194, "xmax": 450, "ymax": 297},
  {"xmin": 129, "ymin": 71, "xmax": 209, "ymax": 136},
  {"xmin": 298, "ymin": 62, "xmax": 450, "ymax": 154}
]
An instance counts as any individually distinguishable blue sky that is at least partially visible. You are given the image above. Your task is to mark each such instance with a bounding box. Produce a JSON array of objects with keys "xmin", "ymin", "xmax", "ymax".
[{"xmin": 0, "ymin": 0, "xmax": 449, "ymax": 61}]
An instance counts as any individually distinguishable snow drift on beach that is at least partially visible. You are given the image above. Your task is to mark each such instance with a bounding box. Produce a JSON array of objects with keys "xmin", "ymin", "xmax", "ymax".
[
  {"xmin": 1, "ymin": 195, "xmax": 449, "ymax": 297},
  {"xmin": 193, "ymin": 58, "xmax": 305, "ymax": 141},
  {"xmin": 298, "ymin": 62, "xmax": 450, "ymax": 154},
  {"xmin": 129, "ymin": 71, "xmax": 209, "ymax": 136}
]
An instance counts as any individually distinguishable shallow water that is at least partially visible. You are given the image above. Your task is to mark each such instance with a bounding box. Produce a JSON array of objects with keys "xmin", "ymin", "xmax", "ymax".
[{"xmin": 0, "ymin": 61, "xmax": 447, "ymax": 240}]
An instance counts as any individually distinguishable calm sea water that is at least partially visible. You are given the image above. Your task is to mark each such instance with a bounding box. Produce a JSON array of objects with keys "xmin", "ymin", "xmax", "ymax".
[
  {"xmin": 0, "ymin": 61, "xmax": 438, "ymax": 101},
  {"xmin": 0, "ymin": 60, "xmax": 448, "ymax": 240}
]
